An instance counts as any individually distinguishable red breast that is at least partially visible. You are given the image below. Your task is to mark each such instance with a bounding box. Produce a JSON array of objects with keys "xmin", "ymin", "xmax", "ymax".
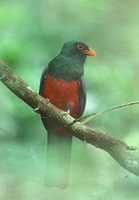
[{"xmin": 43, "ymin": 75, "xmax": 80, "ymax": 118}]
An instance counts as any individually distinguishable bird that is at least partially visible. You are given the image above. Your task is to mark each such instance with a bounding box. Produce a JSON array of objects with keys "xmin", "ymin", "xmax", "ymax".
[{"xmin": 39, "ymin": 41, "xmax": 96, "ymax": 188}]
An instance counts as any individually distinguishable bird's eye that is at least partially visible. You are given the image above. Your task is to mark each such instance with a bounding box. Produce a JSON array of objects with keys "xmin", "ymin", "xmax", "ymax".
[{"xmin": 77, "ymin": 44, "xmax": 84, "ymax": 50}]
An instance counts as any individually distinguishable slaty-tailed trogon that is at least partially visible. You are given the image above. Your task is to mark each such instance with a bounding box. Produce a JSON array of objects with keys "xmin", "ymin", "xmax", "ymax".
[{"xmin": 39, "ymin": 41, "xmax": 96, "ymax": 188}]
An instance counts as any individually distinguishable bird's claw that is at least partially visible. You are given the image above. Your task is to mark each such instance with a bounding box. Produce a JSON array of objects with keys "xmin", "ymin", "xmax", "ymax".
[{"xmin": 46, "ymin": 98, "xmax": 50, "ymax": 103}]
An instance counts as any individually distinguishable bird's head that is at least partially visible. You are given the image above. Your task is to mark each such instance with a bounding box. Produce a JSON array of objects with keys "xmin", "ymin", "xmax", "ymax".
[{"xmin": 60, "ymin": 41, "xmax": 96, "ymax": 63}]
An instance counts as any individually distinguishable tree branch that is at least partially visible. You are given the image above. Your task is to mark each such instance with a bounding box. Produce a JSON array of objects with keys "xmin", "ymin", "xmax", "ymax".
[
  {"xmin": 77, "ymin": 101, "xmax": 139, "ymax": 124},
  {"xmin": 0, "ymin": 58, "xmax": 139, "ymax": 176}
]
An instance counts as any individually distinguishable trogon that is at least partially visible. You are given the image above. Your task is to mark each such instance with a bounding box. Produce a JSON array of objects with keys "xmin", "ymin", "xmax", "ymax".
[{"xmin": 39, "ymin": 41, "xmax": 96, "ymax": 188}]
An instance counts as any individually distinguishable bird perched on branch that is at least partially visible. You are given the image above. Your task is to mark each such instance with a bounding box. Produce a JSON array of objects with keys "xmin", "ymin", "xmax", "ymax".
[{"xmin": 39, "ymin": 41, "xmax": 96, "ymax": 188}]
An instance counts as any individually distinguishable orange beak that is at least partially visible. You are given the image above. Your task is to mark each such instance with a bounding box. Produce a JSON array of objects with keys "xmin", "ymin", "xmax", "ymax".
[{"xmin": 84, "ymin": 48, "xmax": 96, "ymax": 56}]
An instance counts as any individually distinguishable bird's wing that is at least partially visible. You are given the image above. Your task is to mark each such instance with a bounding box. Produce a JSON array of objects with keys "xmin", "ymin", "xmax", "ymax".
[
  {"xmin": 78, "ymin": 75, "xmax": 87, "ymax": 118},
  {"xmin": 39, "ymin": 65, "xmax": 49, "ymax": 95}
]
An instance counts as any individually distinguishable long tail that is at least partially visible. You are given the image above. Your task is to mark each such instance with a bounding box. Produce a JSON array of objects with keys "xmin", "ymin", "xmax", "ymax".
[{"xmin": 44, "ymin": 124, "xmax": 72, "ymax": 189}]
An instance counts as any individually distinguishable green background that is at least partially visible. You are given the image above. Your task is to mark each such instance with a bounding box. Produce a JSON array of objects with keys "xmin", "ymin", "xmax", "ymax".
[{"xmin": 0, "ymin": 0, "xmax": 139, "ymax": 199}]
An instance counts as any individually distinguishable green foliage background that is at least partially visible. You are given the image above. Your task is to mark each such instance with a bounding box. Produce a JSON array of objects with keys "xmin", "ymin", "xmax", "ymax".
[{"xmin": 0, "ymin": 0, "xmax": 139, "ymax": 199}]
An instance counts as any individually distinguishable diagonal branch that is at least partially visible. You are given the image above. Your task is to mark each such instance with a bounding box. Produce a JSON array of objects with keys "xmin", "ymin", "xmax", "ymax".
[
  {"xmin": 0, "ymin": 58, "xmax": 139, "ymax": 176},
  {"xmin": 77, "ymin": 101, "xmax": 139, "ymax": 124}
]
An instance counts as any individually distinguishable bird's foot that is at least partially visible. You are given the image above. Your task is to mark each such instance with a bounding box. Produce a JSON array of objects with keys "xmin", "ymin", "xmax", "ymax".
[
  {"xmin": 45, "ymin": 98, "xmax": 50, "ymax": 103},
  {"xmin": 66, "ymin": 103, "xmax": 72, "ymax": 114},
  {"xmin": 62, "ymin": 103, "xmax": 72, "ymax": 117}
]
